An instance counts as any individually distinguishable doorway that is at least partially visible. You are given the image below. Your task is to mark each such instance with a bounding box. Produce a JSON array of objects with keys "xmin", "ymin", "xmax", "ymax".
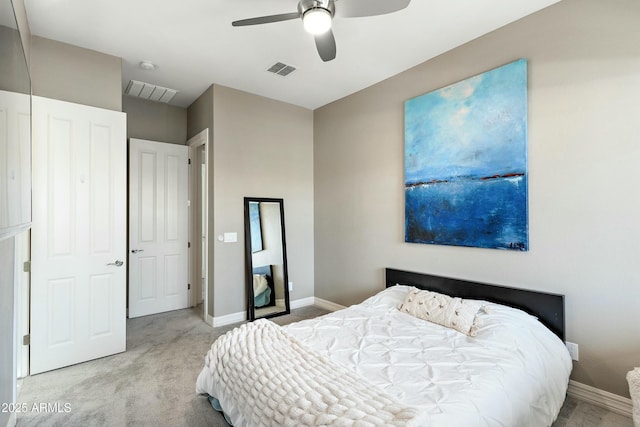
[{"xmin": 187, "ymin": 129, "xmax": 210, "ymax": 324}]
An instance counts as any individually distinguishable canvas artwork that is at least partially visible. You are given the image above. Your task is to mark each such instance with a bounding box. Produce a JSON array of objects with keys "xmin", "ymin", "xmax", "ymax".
[
  {"xmin": 404, "ymin": 59, "xmax": 528, "ymax": 250},
  {"xmin": 249, "ymin": 201, "xmax": 263, "ymax": 252}
]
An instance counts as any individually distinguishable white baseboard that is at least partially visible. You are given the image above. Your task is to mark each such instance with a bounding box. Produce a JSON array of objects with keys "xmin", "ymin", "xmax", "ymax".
[
  {"xmin": 290, "ymin": 297, "xmax": 315, "ymax": 309},
  {"xmin": 568, "ymin": 380, "xmax": 633, "ymax": 418},
  {"xmin": 313, "ymin": 297, "xmax": 346, "ymax": 312},
  {"xmin": 205, "ymin": 314, "xmax": 214, "ymax": 326},
  {"xmin": 212, "ymin": 311, "xmax": 245, "ymax": 327},
  {"xmin": 211, "ymin": 297, "xmax": 321, "ymax": 326}
]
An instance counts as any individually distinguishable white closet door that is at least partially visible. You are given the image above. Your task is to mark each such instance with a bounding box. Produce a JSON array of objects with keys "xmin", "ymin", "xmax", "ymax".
[
  {"xmin": 128, "ymin": 138, "xmax": 189, "ymax": 318},
  {"xmin": 31, "ymin": 96, "xmax": 127, "ymax": 374}
]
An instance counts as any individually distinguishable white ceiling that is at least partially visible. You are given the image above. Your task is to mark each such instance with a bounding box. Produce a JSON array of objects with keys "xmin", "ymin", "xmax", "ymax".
[{"xmin": 24, "ymin": 0, "xmax": 561, "ymax": 110}]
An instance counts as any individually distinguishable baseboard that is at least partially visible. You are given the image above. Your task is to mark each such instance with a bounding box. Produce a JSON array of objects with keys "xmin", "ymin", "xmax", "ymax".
[
  {"xmin": 568, "ymin": 380, "xmax": 633, "ymax": 418},
  {"xmin": 211, "ymin": 311, "xmax": 245, "ymax": 327},
  {"xmin": 313, "ymin": 297, "xmax": 346, "ymax": 312},
  {"xmin": 290, "ymin": 297, "xmax": 315, "ymax": 309},
  {"xmin": 210, "ymin": 297, "xmax": 319, "ymax": 326},
  {"xmin": 205, "ymin": 314, "xmax": 214, "ymax": 326}
]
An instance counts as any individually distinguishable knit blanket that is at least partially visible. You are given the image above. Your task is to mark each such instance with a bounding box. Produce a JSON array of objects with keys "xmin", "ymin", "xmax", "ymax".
[
  {"xmin": 628, "ymin": 367, "xmax": 640, "ymax": 427},
  {"xmin": 198, "ymin": 319, "xmax": 428, "ymax": 426}
]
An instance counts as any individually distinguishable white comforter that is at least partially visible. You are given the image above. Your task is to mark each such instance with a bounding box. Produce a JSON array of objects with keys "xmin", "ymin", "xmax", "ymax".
[
  {"xmin": 197, "ymin": 285, "xmax": 572, "ymax": 426},
  {"xmin": 197, "ymin": 319, "xmax": 427, "ymax": 426}
]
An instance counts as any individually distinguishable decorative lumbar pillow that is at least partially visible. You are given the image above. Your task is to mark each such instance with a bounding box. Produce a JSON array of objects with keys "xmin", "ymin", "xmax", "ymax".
[{"xmin": 397, "ymin": 287, "xmax": 484, "ymax": 336}]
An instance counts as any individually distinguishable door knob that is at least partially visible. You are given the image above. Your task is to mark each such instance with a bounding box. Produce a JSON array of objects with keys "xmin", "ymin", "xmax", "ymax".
[
  {"xmin": 131, "ymin": 249, "xmax": 144, "ymax": 253},
  {"xmin": 107, "ymin": 260, "xmax": 124, "ymax": 267}
]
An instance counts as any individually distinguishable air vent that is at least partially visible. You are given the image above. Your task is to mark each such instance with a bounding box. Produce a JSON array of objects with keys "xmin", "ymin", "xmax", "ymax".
[
  {"xmin": 267, "ymin": 62, "xmax": 297, "ymax": 77},
  {"xmin": 124, "ymin": 80, "xmax": 178, "ymax": 104}
]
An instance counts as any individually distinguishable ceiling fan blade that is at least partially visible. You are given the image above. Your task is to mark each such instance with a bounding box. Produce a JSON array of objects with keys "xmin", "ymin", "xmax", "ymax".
[
  {"xmin": 314, "ymin": 30, "xmax": 337, "ymax": 62},
  {"xmin": 232, "ymin": 12, "xmax": 300, "ymax": 27},
  {"xmin": 335, "ymin": 0, "xmax": 411, "ymax": 18}
]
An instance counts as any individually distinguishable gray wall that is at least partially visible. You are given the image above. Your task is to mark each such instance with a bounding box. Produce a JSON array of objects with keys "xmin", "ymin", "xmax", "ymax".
[
  {"xmin": 187, "ymin": 85, "xmax": 214, "ymax": 142},
  {"xmin": 188, "ymin": 84, "xmax": 314, "ymax": 319},
  {"xmin": 123, "ymin": 96, "xmax": 187, "ymax": 145},
  {"xmin": 31, "ymin": 36, "xmax": 121, "ymax": 111},
  {"xmin": 0, "ymin": 25, "xmax": 29, "ymax": 94},
  {"xmin": 313, "ymin": 0, "xmax": 640, "ymax": 398}
]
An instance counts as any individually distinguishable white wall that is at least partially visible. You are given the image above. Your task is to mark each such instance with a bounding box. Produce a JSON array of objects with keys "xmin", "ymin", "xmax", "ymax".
[
  {"xmin": 252, "ymin": 202, "xmax": 284, "ymax": 268},
  {"xmin": 252, "ymin": 202, "xmax": 285, "ymax": 299},
  {"xmin": 313, "ymin": 0, "xmax": 640, "ymax": 398}
]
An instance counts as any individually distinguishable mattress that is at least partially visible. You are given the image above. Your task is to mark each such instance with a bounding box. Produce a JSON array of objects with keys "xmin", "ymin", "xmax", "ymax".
[{"xmin": 197, "ymin": 285, "xmax": 572, "ymax": 426}]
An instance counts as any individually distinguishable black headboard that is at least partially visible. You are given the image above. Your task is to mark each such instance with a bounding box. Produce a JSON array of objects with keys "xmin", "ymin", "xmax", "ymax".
[
  {"xmin": 253, "ymin": 265, "xmax": 272, "ymax": 277},
  {"xmin": 385, "ymin": 268, "xmax": 565, "ymax": 341}
]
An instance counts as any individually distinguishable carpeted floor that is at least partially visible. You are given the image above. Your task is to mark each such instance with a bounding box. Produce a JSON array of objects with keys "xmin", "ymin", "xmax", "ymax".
[{"xmin": 16, "ymin": 306, "xmax": 633, "ymax": 427}]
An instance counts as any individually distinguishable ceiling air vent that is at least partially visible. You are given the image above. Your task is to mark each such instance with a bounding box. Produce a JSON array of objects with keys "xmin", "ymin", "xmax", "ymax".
[
  {"xmin": 125, "ymin": 80, "xmax": 178, "ymax": 104},
  {"xmin": 267, "ymin": 62, "xmax": 296, "ymax": 77}
]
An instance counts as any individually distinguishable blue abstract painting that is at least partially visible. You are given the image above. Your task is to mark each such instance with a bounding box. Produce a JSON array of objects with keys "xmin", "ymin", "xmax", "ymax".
[
  {"xmin": 405, "ymin": 59, "xmax": 528, "ymax": 250},
  {"xmin": 249, "ymin": 201, "xmax": 263, "ymax": 253}
]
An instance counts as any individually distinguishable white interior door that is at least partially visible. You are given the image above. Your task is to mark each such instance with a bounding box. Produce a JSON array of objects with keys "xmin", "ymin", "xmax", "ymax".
[
  {"xmin": 129, "ymin": 139, "xmax": 189, "ymax": 318},
  {"xmin": 31, "ymin": 96, "xmax": 127, "ymax": 375}
]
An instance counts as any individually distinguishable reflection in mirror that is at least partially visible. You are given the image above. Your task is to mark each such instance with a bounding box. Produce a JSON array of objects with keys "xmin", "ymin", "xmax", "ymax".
[
  {"xmin": 0, "ymin": 0, "xmax": 31, "ymax": 239},
  {"xmin": 244, "ymin": 197, "xmax": 290, "ymax": 320}
]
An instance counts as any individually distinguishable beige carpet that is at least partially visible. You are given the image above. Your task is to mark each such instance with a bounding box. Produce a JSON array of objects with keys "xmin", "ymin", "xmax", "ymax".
[
  {"xmin": 16, "ymin": 306, "xmax": 633, "ymax": 427},
  {"xmin": 552, "ymin": 396, "xmax": 633, "ymax": 427}
]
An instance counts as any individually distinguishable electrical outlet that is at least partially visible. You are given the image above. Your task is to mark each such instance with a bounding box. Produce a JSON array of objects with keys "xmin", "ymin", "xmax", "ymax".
[
  {"xmin": 566, "ymin": 341, "xmax": 579, "ymax": 361},
  {"xmin": 288, "ymin": 281, "xmax": 293, "ymax": 292}
]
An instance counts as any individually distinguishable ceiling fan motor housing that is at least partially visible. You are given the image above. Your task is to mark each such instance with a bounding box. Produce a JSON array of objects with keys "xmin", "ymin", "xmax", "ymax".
[{"xmin": 298, "ymin": 0, "xmax": 335, "ymax": 18}]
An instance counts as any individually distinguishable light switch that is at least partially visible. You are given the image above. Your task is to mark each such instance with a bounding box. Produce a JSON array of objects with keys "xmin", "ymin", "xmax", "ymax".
[{"xmin": 223, "ymin": 232, "xmax": 237, "ymax": 243}]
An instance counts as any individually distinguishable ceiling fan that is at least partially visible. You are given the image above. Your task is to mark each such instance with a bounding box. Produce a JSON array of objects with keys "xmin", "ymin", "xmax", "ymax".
[{"xmin": 232, "ymin": 0, "xmax": 412, "ymax": 62}]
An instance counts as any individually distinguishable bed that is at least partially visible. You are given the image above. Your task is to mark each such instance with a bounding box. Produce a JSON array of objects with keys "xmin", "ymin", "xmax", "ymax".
[
  {"xmin": 196, "ymin": 268, "xmax": 572, "ymax": 426},
  {"xmin": 252, "ymin": 265, "xmax": 275, "ymax": 308}
]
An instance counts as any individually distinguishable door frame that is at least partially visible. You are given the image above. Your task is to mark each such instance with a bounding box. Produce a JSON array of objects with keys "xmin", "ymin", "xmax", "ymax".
[
  {"xmin": 15, "ymin": 230, "xmax": 29, "ymax": 378},
  {"xmin": 187, "ymin": 129, "xmax": 210, "ymax": 324}
]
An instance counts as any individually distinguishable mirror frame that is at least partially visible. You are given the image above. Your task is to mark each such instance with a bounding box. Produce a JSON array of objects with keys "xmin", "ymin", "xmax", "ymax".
[{"xmin": 244, "ymin": 197, "xmax": 290, "ymax": 321}]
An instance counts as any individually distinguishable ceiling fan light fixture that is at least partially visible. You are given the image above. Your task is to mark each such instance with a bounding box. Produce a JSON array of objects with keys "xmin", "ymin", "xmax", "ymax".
[{"xmin": 303, "ymin": 8, "xmax": 332, "ymax": 35}]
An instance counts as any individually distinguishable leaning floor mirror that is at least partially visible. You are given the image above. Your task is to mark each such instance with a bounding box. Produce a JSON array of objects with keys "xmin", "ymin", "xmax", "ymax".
[{"xmin": 244, "ymin": 197, "xmax": 290, "ymax": 321}]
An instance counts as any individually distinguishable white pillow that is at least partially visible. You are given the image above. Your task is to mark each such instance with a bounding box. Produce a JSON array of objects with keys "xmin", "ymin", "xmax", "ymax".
[{"xmin": 397, "ymin": 287, "xmax": 484, "ymax": 336}]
